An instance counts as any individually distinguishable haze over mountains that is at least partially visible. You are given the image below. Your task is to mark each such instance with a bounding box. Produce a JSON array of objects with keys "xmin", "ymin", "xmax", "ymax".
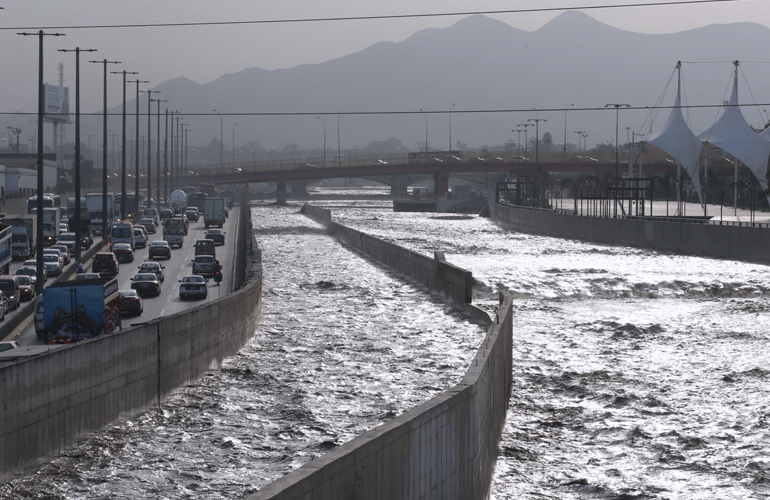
[{"xmin": 30, "ymin": 12, "xmax": 770, "ymax": 156}]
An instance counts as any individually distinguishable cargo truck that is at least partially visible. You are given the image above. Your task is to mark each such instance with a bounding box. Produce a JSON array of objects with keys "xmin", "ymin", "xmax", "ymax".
[
  {"xmin": 0, "ymin": 223, "xmax": 13, "ymax": 274},
  {"xmin": 85, "ymin": 191, "xmax": 114, "ymax": 235},
  {"xmin": 31, "ymin": 207, "xmax": 61, "ymax": 246},
  {"xmin": 40, "ymin": 277, "xmax": 122, "ymax": 343},
  {"xmin": 203, "ymin": 197, "xmax": 225, "ymax": 228},
  {"xmin": 6, "ymin": 214, "xmax": 37, "ymax": 260}
]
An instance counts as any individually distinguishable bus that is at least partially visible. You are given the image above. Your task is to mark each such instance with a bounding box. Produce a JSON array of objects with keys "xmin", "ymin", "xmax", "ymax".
[
  {"xmin": 407, "ymin": 151, "xmax": 463, "ymax": 164},
  {"xmin": 187, "ymin": 192, "xmax": 207, "ymax": 212},
  {"xmin": 26, "ymin": 194, "xmax": 62, "ymax": 214}
]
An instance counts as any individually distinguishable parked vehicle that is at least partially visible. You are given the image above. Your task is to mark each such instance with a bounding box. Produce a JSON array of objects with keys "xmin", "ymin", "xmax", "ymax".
[
  {"xmin": 204, "ymin": 229, "xmax": 225, "ymax": 246},
  {"xmin": 40, "ymin": 277, "xmax": 121, "ymax": 343},
  {"xmin": 112, "ymin": 243, "xmax": 135, "ymax": 262},
  {"xmin": 179, "ymin": 275, "xmax": 208, "ymax": 299},
  {"xmin": 92, "ymin": 252, "xmax": 119, "ymax": 276},
  {"xmin": 0, "ymin": 276, "xmax": 21, "ymax": 310},
  {"xmin": 148, "ymin": 240, "xmax": 172, "ymax": 259},
  {"xmin": 118, "ymin": 289, "xmax": 143, "ymax": 315},
  {"xmin": 130, "ymin": 273, "xmax": 162, "ymax": 297},
  {"xmin": 203, "ymin": 197, "xmax": 226, "ymax": 228}
]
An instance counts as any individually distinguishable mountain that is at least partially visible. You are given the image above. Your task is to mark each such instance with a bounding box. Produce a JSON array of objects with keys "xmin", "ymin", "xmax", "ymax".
[{"xmin": 80, "ymin": 13, "xmax": 770, "ymax": 157}]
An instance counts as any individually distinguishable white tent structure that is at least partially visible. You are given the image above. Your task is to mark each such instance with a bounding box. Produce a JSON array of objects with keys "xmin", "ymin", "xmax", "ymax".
[
  {"xmin": 698, "ymin": 62, "xmax": 770, "ymax": 188},
  {"xmin": 645, "ymin": 63, "xmax": 705, "ymax": 206}
]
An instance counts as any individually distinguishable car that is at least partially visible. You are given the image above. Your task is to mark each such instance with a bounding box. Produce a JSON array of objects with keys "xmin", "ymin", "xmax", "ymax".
[
  {"xmin": 184, "ymin": 209, "xmax": 199, "ymax": 222},
  {"xmin": 59, "ymin": 222, "xmax": 68, "ymax": 233},
  {"xmin": 149, "ymin": 240, "xmax": 172, "ymax": 259},
  {"xmin": 468, "ymin": 156, "xmax": 486, "ymax": 162},
  {"xmin": 142, "ymin": 207, "xmax": 159, "ymax": 225},
  {"xmin": 130, "ymin": 273, "xmax": 162, "ymax": 297},
  {"xmin": 427, "ymin": 158, "xmax": 444, "ymax": 163},
  {"xmin": 118, "ymin": 289, "xmax": 143, "ymax": 315},
  {"xmin": 159, "ymin": 208, "xmax": 173, "ymax": 220},
  {"xmin": 137, "ymin": 261, "xmax": 164, "ymax": 283},
  {"xmin": 191, "ymin": 255, "xmax": 217, "ymax": 276},
  {"xmin": 16, "ymin": 275, "xmax": 35, "ymax": 302},
  {"xmin": 44, "ymin": 248, "xmax": 64, "ymax": 266},
  {"xmin": 92, "ymin": 252, "xmax": 119, "ymax": 276},
  {"xmin": 0, "ymin": 341, "xmax": 20, "ymax": 352},
  {"xmin": 139, "ymin": 218, "xmax": 157, "ymax": 234},
  {"xmin": 446, "ymin": 156, "xmax": 463, "ymax": 163},
  {"xmin": 42, "ymin": 254, "xmax": 63, "ymax": 276},
  {"xmin": 0, "ymin": 291, "xmax": 7, "ymax": 319},
  {"xmin": 22, "ymin": 261, "xmax": 47, "ymax": 282},
  {"xmin": 489, "ymin": 157, "xmax": 505, "ymax": 162},
  {"xmin": 57, "ymin": 232, "xmax": 77, "ymax": 254},
  {"xmin": 112, "ymin": 243, "xmax": 135, "ymax": 263},
  {"xmin": 194, "ymin": 239, "xmax": 216, "ymax": 259},
  {"xmin": 14, "ymin": 267, "xmax": 38, "ymax": 285},
  {"xmin": 51, "ymin": 244, "xmax": 71, "ymax": 264},
  {"xmin": 204, "ymin": 229, "xmax": 225, "ymax": 246},
  {"xmin": 0, "ymin": 276, "xmax": 20, "ymax": 310},
  {"xmin": 75, "ymin": 273, "xmax": 102, "ymax": 281},
  {"xmin": 163, "ymin": 229, "xmax": 184, "ymax": 249},
  {"xmin": 369, "ymin": 159, "xmax": 388, "ymax": 165},
  {"xmin": 178, "ymin": 275, "xmax": 208, "ymax": 299},
  {"xmin": 510, "ymin": 155, "xmax": 530, "ymax": 162},
  {"xmin": 133, "ymin": 226, "xmax": 148, "ymax": 248},
  {"xmin": 33, "ymin": 295, "xmax": 44, "ymax": 337}
]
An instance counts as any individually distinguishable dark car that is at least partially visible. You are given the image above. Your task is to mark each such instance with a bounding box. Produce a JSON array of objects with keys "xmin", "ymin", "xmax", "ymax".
[
  {"xmin": 112, "ymin": 243, "xmax": 135, "ymax": 263},
  {"xmin": 204, "ymin": 229, "xmax": 225, "ymax": 246},
  {"xmin": 14, "ymin": 267, "xmax": 38, "ymax": 286},
  {"xmin": 149, "ymin": 240, "xmax": 172, "ymax": 259},
  {"xmin": 118, "ymin": 289, "xmax": 143, "ymax": 315},
  {"xmin": 51, "ymin": 244, "xmax": 71, "ymax": 264},
  {"xmin": 92, "ymin": 252, "xmax": 119, "ymax": 276},
  {"xmin": 159, "ymin": 208, "xmax": 173, "ymax": 220},
  {"xmin": 0, "ymin": 276, "xmax": 20, "ymax": 311},
  {"xmin": 184, "ymin": 209, "xmax": 199, "ymax": 222},
  {"xmin": 57, "ymin": 232, "xmax": 77, "ymax": 254},
  {"xmin": 178, "ymin": 275, "xmax": 208, "ymax": 300},
  {"xmin": 130, "ymin": 273, "xmax": 162, "ymax": 297},
  {"xmin": 16, "ymin": 275, "xmax": 35, "ymax": 302}
]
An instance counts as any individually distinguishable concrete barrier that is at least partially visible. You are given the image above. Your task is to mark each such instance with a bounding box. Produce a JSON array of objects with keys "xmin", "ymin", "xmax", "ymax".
[
  {"xmin": 259, "ymin": 205, "xmax": 513, "ymax": 500},
  {"xmin": 0, "ymin": 203, "xmax": 262, "ymax": 483},
  {"xmin": 491, "ymin": 202, "xmax": 770, "ymax": 264}
]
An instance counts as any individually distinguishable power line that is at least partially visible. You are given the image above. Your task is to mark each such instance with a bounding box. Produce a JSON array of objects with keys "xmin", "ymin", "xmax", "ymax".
[{"xmin": 0, "ymin": 0, "xmax": 737, "ymax": 31}]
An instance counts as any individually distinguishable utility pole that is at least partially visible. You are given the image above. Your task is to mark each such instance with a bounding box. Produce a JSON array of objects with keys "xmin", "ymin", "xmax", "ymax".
[
  {"xmin": 152, "ymin": 98, "xmax": 169, "ymax": 205},
  {"xmin": 141, "ymin": 89, "xmax": 161, "ymax": 205},
  {"xmin": 111, "ymin": 70, "xmax": 138, "ymax": 219},
  {"xmin": 134, "ymin": 79, "xmax": 149, "ymax": 212},
  {"xmin": 605, "ymin": 103, "xmax": 630, "ymax": 184}
]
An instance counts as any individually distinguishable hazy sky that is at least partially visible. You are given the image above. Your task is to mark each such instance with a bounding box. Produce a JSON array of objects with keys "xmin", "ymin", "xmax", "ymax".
[{"xmin": 0, "ymin": 0, "xmax": 766, "ymax": 114}]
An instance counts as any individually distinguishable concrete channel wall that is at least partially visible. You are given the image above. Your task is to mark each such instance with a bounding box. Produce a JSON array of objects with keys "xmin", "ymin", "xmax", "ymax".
[
  {"xmin": 249, "ymin": 205, "xmax": 513, "ymax": 500},
  {"xmin": 0, "ymin": 203, "xmax": 263, "ymax": 483},
  {"xmin": 492, "ymin": 202, "xmax": 770, "ymax": 264}
]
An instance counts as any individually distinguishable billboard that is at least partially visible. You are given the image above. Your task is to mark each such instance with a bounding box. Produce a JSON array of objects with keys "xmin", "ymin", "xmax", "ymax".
[{"xmin": 43, "ymin": 84, "xmax": 70, "ymax": 122}]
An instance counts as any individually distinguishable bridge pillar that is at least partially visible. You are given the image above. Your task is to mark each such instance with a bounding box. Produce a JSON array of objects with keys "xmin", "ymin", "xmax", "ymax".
[
  {"xmin": 290, "ymin": 180, "xmax": 307, "ymax": 194},
  {"xmin": 390, "ymin": 175, "xmax": 408, "ymax": 197},
  {"xmin": 277, "ymin": 180, "xmax": 287, "ymax": 205},
  {"xmin": 434, "ymin": 172, "xmax": 450, "ymax": 198}
]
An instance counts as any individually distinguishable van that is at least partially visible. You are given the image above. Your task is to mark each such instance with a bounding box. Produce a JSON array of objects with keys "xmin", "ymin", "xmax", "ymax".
[
  {"xmin": 0, "ymin": 275, "xmax": 20, "ymax": 310},
  {"xmin": 110, "ymin": 222, "xmax": 135, "ymax": 249},
  {"xmin": 34, "ymin": 295, "xmax": 45, "ymax": 338},
  {"xmin": 194, "ymin": 239, "xmax": 216, "ymax": 260}
]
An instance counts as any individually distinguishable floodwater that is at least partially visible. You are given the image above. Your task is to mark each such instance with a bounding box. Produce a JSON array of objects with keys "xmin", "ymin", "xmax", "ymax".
[{"xmin": 4, "ymin": 187, "xmax": 770, "ymax": 499}]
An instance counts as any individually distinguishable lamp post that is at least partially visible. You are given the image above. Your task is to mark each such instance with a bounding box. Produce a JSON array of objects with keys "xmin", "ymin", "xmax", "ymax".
[
  {"xmin": 449, "ymin": 103, "xmax": 456, "ymax": 152},
  {"xmin": 563, "ymin": 104, "xmax": 574, "ymax": 161},
  {"xmin": 141, "ymin": 89, "xmax": 160, "ymax": 205},
  {"xmin": 582, "ymin": 133, "xmax": 589, "ymax": 153},
  {"xmin": 316, "ymin": 117, "xmax": 326, "ymax": 168},
  {"xmin": 18, "ymin": 30, "xmax": 65, "ymax": 293},
  {"xmin": 184, "ymin": 126, "xmax": 191, "ymax": 176},
  {"xmin": 419, "ymin": 109, "xmax": 428, "ymax": 153},
  {"xmin": 152, "ymin": 98, "xmax": 169, "ymax": 204},
  {"xmin": 517, "ymin": 123, "xmax": 533, "ymax": 161},
  {"xmin": 213, "ymin": 109, "xmax": 223, "ymax": 168},
  {"xmin": 574, "ymin": 131, "xmax": 584, "ymax": 153},
  {"xmin": 232, "ymin": 122, "xmax": 238, "ymax": 170},
  {"xmin": 527, "ymin": 117, "xmax": 547, "ymax": 167},
  {"xmin": 164, "ymin": 108, "xmax": 169, "ymax": 204},
  {"xmin": 605, "ymin": 103, "xmax": 630, "ymax": 183},
  {"xmin": 134, "ymin": 79, "xmax": 149, "ymax": 210},
  {"xmin": 169, "ymin": 111, "xmax": 175, "ymax": 192},
  {"xmin": 111, "ymin": 70, "xmax": 138, "ymax": 219},
  {"xmin": 512, "ymin": 129, "xmax": 524, "ymax": 158},
  {"xmin": 337, "ymin": 112, "xmax": 342, "ymax": 167}
]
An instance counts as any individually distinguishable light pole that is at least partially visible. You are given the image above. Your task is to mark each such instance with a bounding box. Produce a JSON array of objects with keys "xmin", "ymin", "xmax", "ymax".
[
  {"xmin": 213, "ymin": 109, "xmax": 223, "ymax": 168},
  {"xmin": 59, "ymin": 47, "xmax": 96, "ymax": 262},
  {"xmin": 141, "ymin": 89, "xmax": 161, "ymax": 205},
  {"xmin": 563, "ymin": 104, "xmax": 574, "ymax": 161},
  {"xmin": 605, "ymin": 103, "xmax": 630, "ymax": 183},
  {"xmin": 152, "ymin": 98, "xmax": 169, "ymax": 204},
  {"xmin": 18, "ymin": 30, "xmax": 64, "ymax": 293},
  {"xmin": 316, "ymin": 117, "xmax": 326, "ymax": 168},
  {"xmin": 512, "ymin": 129, "xmax": 524, "ymax": 158},
  {"xmin": 517, "ymin": 123, "xmax": 533, "ymax": 161},
  {"xmin": 337, "ymin": 112, "xmax": 342, "ymax": 167},
  {"xmin": 232, "ymin": 122, "xmax": 238, "ymax": 170},
  {"xmin": 582, "ymin": 133, "xmax": 589, "ymax": 153},
  {"xmin": 574, "ymin": 131, "xmax": 584, "ymax": 153},
  {"xmin": 419, "ymin": 109, "xmax": 428, "ymax": 153},
  {"xmin": 164, "ymin": 108, "xmax": 169, "ymax": 204},
  {"xmin": 528, "ymin": 117, "xmax": 547, "ymax": 167},
  {"xmin": 111, "ymin": 69, "xmax": 138, "ymax": 219},
  {"xmin": 134, "ymin": 79, "xmax": 150, "ymax": 210},
  {"xmin": 449, "ymin": 103, "xmax": 456, "ymax": 152}
]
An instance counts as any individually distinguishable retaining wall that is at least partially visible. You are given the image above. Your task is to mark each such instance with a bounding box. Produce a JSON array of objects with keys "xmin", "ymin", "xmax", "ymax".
[
  {"xmin": 0, "ymin": 203, "xmax": 262, "ymax": 482},
  {"xmin": 492, "ymin": 202, "xmax": 770, "ymax": 264},
  {"xmin": 249, "ymin": 205, "xmax": 513, "ymax": 500}
]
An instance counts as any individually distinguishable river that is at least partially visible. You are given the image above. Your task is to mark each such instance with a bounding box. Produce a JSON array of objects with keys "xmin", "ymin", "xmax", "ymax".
[{"xmin": 3, "ymin": 187, "xmax": 770, "ymax": 499}]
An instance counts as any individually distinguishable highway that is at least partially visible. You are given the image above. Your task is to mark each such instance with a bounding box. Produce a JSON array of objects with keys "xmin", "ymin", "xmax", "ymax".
[{"xmin": 12, "ymin": 206, "xmax": 239, "ymax": 346}]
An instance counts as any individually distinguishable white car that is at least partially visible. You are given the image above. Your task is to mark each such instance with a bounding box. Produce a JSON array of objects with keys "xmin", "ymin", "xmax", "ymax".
[
  {"xmin": 43, "ymin": 248, "xmax": 65, "ymax": 267},
  {"xmin": 42, "ymin": 254, "xmax": 63, "ymax": 276},
  {"xmin": 370, "ymin": 159, "xmax": 388, "ymax": 165},
  {"xmin": 178, "ymin": 275, "xmax": 208, "ymax": 299},
  {"xmin": 137, "ymin": 261, "xmax": 164, "ymax": 283},
  {"xmin": 22, "ymin": 261, "xmax": 47, "ymax": 282},
  {"xmin": 133, "ymin": 227, "xmax": 148, "ymax": 248},
  {"xmin": 191, "ymin": 255, "xmax": 217, "ymax": 276}
]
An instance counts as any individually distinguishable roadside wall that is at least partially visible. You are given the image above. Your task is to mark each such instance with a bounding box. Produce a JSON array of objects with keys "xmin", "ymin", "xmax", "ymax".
[
  {"xmin": 252, "ymin": 204, "xmax": 512, "ymax": 500},
  {"xmin": 0, "ymin": 204, "xmax": 262, "ymax": 483},
  {"xmin": 492, "ymin": 202, "xmax": 770, "ymax": 264}
]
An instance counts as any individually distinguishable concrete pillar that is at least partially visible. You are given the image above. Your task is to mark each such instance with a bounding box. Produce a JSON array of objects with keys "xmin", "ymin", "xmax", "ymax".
[
  {"xmin": 434, "ymin": 171, "xmax": 450, "ymax": 199},
  {"xmin": 290, "ymin": 180, "xmax": 307, "ymax": 195},
  {"xmin": 277, "ymin": 180, "xmax": 287, "ymax": 205},
  {"xmin": 390, "ymin": 174, "xmax": 409, "ymax": 197}
]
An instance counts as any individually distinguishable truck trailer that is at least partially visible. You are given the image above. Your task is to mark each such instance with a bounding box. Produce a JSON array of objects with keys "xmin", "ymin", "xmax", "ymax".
[
  {"xmin": 203, "ymin": 197, "xmax": 225, "ymax": 228},
  {"xmin": 5, "ymin": 214, "xmax": 37, "ymax": 260},
  {"xmin": 31, "ymin": 206, "xmax": 61, "ymax": 246},
  {"xmin": 41, "ymin": 277, "xmax": 121, "ymax": 343}
]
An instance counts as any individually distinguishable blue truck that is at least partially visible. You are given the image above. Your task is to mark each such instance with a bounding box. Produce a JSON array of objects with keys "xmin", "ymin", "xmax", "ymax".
[{"xmin": 41, "ymin": 277, "xmax": 122, "ymax": 344}]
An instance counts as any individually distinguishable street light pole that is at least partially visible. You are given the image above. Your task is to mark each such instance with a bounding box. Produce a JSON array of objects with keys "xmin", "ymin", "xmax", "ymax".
[
  {"xmin": 89, "ymin": 58, "xmax": 120, "ymax": 239},
  {"xmin": 419, "ymin": 109, "xmax": 428, "ymax": 153},
  {"xmin": 134, "ymin": 79, "xmax": 149, "ymax": 211},
  {"xmin": 141, "ymin": 89, "xmax": 160, "ymax": 205},
  {"xmin": 152, "ymin": 98, "xmax": 169, "ymax": 204},
  {"xmin": 563, "ymin": 104, "xmax": 574, "ymax": 162},
  {"xmin": 111, "ymin": 70, "xmax": 138, "ymax": 219},
  {"xmin": 605, "ymin": 103, "xmax": 630, "ymax": 184},
  {"xmin": 164, "ymin": 108, "xmax": 169, "ymax": 204},
  {"xmin": 527, "ymin": 118, "xmax": 547, "ymax": 167},
  {"xmin": 232, "ymin": 122, "xmax": 238, "ymax": 170},
  {"xmin": 337, "ymin": 112, "xmax": 342, "ymax": 167},
  {"xmin": 517, "ymin": 123, "xmax": 533, "ymax": 161},
  {"xmin": 512, "ymin": 129, "xmax": 524, "ymax": 158},
  {"xmin": 213, "ymin": 109, "xmax": 223, "ymax": 168},
  {"xmin": 574, "ymin": 131, "xmax": 584, "ymax": 153},
  {"xmin": 449, "ymin": 103, "xmax": 456, "ymax": 152},
  {"xmin": 316, "ymin": 117, "xmax": 326, "ymax": 168}
]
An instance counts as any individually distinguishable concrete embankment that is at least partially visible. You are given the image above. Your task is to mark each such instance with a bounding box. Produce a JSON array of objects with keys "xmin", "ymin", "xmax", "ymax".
[
  {"xmin": 0, "ymin": 201, "xmax": 262, "ymax": 483},
  {"xmin": 491, "ymin": 201, "xmax": 770, "ymax": 264},
  {"xmin": 247, "ymin": 205, "xmax": 513, "ymax": 500}
]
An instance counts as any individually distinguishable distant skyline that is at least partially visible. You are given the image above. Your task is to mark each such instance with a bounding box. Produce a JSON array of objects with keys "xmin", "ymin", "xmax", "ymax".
[{"xmin": 0, "ymin": 0, "xmax": 766, "ymax": 115}]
